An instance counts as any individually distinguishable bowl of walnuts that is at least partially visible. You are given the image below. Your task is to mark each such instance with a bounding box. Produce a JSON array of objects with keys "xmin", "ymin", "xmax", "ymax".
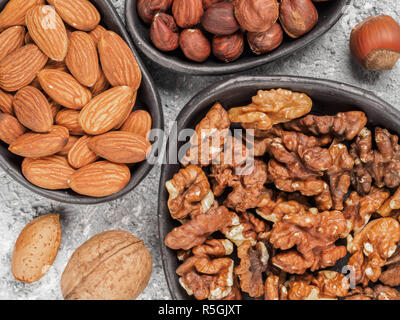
[
  {"xmin": 126, "ymin": 0, "xmax": 348, "ymax": 75},
  {"xmin": 0, "ymin": 0, "xmax": 163, "ymax": 204},
  {"xmin": 158, "ymin": 75, "xmax": 400, "ymax": 300}
]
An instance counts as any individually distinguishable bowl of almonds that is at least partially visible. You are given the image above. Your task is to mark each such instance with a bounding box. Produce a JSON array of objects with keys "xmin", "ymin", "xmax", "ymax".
[
  {"xmin": 158, "ymin": 75, "xmax": 400, "ymax": 300},
  {"xmin": 0, "ymin": 0, "xmax": 163, "ymax": 204}
]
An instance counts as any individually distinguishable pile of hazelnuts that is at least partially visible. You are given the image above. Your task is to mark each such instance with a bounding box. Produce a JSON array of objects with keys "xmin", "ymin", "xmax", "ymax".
[{"xmin": 137, "ymin": 0, "xmax": 324, "ymax": 63}]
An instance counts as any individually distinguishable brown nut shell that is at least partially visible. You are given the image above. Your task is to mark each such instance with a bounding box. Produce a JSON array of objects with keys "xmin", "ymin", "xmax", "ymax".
[
  {"xmin": 61, "ymin": 230, "xmax": 152, "ymax": 300},
  {"xmin": 137, "ymin": 0, "xmax": 173, "ymax": 24},
  {"xmin": 234, "ymin": 0, "xmax": 279, "ymax": 33},
  {"xmin": 172, "ymin": 0, "xmax": 204, "ymax": 28},
  {"xmin": 279, "ymin": 0, "xmax": 318, "ymax": 38},
  {"xmin": 201, "ymin": 2, "xmax": 240, "ymax": 36},
  {"xmin": 180, "ymin": 29, "xmax": 211, "ymax": 63},
  {"xmin": 247, "ymin": 22, "xmax": 283, "ymax": 54},
  {"xmin": 150, "ymin": 13, "xmax": 179, "ymax": 52},
  {"xmin": 350, "ymin": 15, "xmax": 400, "ymax": 70},
  {"xmin": 203, "ymin": 0, "xmax": 225, "ymax": 9},
  {"xmin": 212, "ymin": 31, "xmax": 244, "ymax": 62},
  {"xmin": 12, "ymin": 214, "xmax": 61, "ymax": 283}
]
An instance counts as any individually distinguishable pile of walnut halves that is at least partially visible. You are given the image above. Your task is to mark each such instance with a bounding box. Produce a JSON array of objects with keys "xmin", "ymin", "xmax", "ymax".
[{"xmin": 164, "ymin": 88, "xmax": 400, "ymax": 300}]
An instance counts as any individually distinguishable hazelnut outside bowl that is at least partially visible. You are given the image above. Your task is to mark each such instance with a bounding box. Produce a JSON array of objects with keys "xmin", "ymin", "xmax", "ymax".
[
  {"xmin": 126, "ymin": 0, "xmax": 348, "ymax": 75},
  {"xmin": 0, "ymin": 0, "xmax": 164, "ymax": 205},
  {"xmin": 157, "ymin": 75, "xmax": 400, "ymax": 299}
]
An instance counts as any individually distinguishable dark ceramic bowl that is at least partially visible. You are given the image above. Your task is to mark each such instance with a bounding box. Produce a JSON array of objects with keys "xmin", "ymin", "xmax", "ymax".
[
  {"xmin": 0, "ymin": 0, "xmax": 163, "ymax": 205},
  {"xmin": 126, "ymin": 0, "xmax": 348, "ymax": 75},
  {"xmin": 158, "ymin": 75, "xmax": 400, "ymax": 299}
]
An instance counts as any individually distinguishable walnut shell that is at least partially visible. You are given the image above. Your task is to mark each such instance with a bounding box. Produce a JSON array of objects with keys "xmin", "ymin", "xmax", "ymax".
[
  {"xmin": 12, "ymin": 213, "xmax": 61, "ymax": 283},
  {"xmin": 61, "ymin": 230, "xmax": 152, "ymax": 300}
]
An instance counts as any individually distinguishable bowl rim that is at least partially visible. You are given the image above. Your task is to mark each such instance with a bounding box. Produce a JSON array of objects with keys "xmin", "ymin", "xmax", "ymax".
[
  {"xmin": 125, "ymin": 0, "xmax": 350, "ymax": 75},
  {"xmin": 157, "ymin": 75, "xmax": 398, "ymax": 300},
  {"xmin": 0, "ymin": 0, "xmax": 164, "ymax": 205}
]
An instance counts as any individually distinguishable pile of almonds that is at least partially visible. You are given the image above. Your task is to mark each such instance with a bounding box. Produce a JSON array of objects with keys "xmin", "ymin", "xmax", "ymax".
[
  {"xmin": 0, "ymin": 0, "xmax": 153, "ymax": 198},
  {"xmin": 138, "ymin": 0, "xmax": 323, "ymax": 63}
]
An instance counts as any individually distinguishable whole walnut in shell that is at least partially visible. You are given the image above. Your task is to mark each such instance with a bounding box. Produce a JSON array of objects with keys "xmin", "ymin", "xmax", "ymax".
[{"xmin": 61, "ymin": 230, "xmax": 152, "ymax": 300}]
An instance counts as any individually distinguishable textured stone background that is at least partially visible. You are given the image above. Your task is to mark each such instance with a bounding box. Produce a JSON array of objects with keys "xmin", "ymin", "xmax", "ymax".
[{"xmin": 0, "ymin": 0, "xmax": 399, "ymax": 300}]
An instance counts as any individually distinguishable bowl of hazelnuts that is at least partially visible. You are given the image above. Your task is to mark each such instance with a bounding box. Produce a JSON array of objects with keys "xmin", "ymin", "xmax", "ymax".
[{"xmin": 125, "ymin": 0, "xmax": 348, "ymax": 75}]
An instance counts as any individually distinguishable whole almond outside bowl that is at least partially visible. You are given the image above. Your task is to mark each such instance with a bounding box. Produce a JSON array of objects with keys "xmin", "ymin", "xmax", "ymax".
[
  {"xmin": 126, "ymin": 0, "xmax": 348, "ymax": 75},
  {"xmin": 0, "ymin": 0, "xmax": 164, "ymax": 205},
  {"xmin": 157, "ymin": 75, "xmax": 400, "ymax": 299}
]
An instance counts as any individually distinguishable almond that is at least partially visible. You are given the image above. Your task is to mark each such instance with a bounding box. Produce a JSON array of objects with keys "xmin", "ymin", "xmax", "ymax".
[
  {"xmin": 68, "ymin": 135, "xmax": 98, "ymax": 169},
  {"xmin": 29, "ymin": 60, "xmax": 68, "ymax": 89},
  {"xmin": 24, "ymin": 32, "xmax": 33, "ymax": 44},
  {"xmin": 121, "ymin": 110, "xmax": 152, "ymax": 139},
  {"xmin": 9, "ymin": 125, "xmax": 69, "ymax": 158},
  {"xmin": 26, "ymin": 5, "xmax": 68, "ymax": 61},
  {"xmin": 68, "ymin": 161, "xmax": 131, "ymax": 197},
  {"xmin": 58, "ymin": 135, "xmax": 79, "ymax": 156},
  {"xmin": 49, "ymin": 100, "xmax": 61, "ymax": 120},
  {"xmin": 89, "ymin": 131, "xmax": 151, "ymax": 164},
  {"xmin": 11, "ymin": 213, "xmax": 61, "ymax": 284},
  {"xmin": 38, "ymin": 69, "xmax": 92, "ymax": 110},
  {"xmin": 98, "ymin": 31, "xmax": 142, "ymax": 91},
  {"xmin": 114, "ymin": 99, "xmax": 136, "ymax": 130},
  {"xmin": 90, "ymin": 68, "xmax": 110, "ymax": 97},
  {"xmin": 0, "ymin": 0, "xmax": 44, "ymax": 30},
  {"xmin": 22, "ymin": 155, "xmax": 75, "ymax": 190},
  {"xmin": 0, "ymin": 44, "xmax": 48, "ymax": 92},
  {"xmin": 55, "ymin": 109, "xmax": 84, "ymax": 135},
  {"xmin": 0, "ymin": 26, "xmax": 25, "ymax": 62},
  {"xmin": 0, "ymin": 113, "xmax": 26, "ymax": 144},
  {"xmin": 13, "ymin": 86, "xmax": 53, "ymax": 133},
  {"xmin": 29, "ymin": 77, "xmax": 42, "ymax": 90},
  {"xmin": 79, "ymin": 86, "xmax": 135, "ymax": 135},
  {"xmin": 89, "ymin": 24, "xmax": 106, "ymax": 45},
  {"xmin": 0, "ymin": 88, "xmax": 13, "ymax": 114},
  {"xmin": 65, "ymin": 31, "xmax": 99, "ymax": 87},
  {"xmin": 47, "ymin": 0, "xmax": 100, "ymax": 32},
  {"xmin": 46, "ymin": 59, "xmax": 69, "ymax": 73}
]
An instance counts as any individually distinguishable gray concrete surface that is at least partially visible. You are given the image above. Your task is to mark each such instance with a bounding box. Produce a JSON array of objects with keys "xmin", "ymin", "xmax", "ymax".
[{"xmin": 0, "ymin": 0, "xmax": 399, "ymax": 300}]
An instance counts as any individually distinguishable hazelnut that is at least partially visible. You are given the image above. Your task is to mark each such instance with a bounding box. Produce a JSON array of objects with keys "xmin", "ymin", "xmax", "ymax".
[
  {"xmin": 172, "ymin": 0, "xmax": 204, "ymax": 28},
  {"xmin": 137, "ymin": 0, "xmax": 173, "ymax": 24},
  {"xmin": 234, "ymin": 0, "xmax": 279, "ymax": 33},
  {"xmin": 212, "ymin": 31, "xmax": 244, "ymax": 62},
  {"xmin": 279, "ymin": 0, "xmax": 318, "ymax": 38},
  {"xmin": 150, "ymin": 13, "xmax": 179, "ymax": 52},
  {"xmin": 350, "ymin": 15, "xmax": 400, "ymax": 70},
  {"xmin": 247, "ymin": 22, "xmax": 283, "ymax": 54},
  {"xmin": 180, "ymin": 29, "xmax": 211, "ymax": 62},
  {"xmin": 202, "ymin": 0, "xmax": 225, "ymax": 9},
  {"xmin": 201, "ymin": 2, "xmax": 240, "ymax": 36}
]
